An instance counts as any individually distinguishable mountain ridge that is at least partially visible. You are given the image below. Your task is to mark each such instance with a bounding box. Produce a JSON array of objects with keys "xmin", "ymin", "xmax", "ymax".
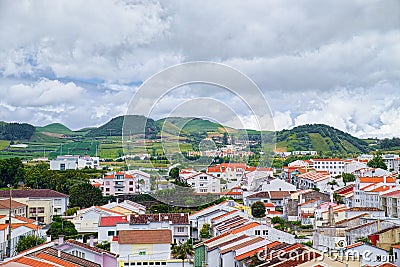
[{"xmin": 0, "ymin": 115, "xmax": 396, "ymax": 155}]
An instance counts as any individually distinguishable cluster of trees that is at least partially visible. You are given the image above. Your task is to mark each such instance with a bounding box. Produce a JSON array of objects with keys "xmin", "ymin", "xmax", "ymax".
[
  {"xmin": 0, "ymin": 160, "xmax": 106, "ymax": 209},
  {"xmin": 251, "ymin": 201, "xmax": 266, "ymax": 218},
  {"xmin": 367, "ymin": 154, "xmax": 388, "ymax": 170},
  {"xmin": 0, "ymin": 122, "xmax": 35, "ymax": 140},
  {"xmin": 0, "ymin": 157, "xmax": 24, "ymax": 188},
  {"xmin": 277, "ymin": 124, "xmax": 369, "ymax": 154},
  {"xmin": 378, "ymin": 137, "xmax": 400, "ymax": 150},
  {"xmin": 46, "ymin": 216, "xmax": 78, "ymax": 239}
]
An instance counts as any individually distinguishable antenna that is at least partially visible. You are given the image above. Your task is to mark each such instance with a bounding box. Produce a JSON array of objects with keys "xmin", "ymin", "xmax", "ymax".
[{"xmin": 107, "ymin": 129, "xmax": 114, "ymax": 136}]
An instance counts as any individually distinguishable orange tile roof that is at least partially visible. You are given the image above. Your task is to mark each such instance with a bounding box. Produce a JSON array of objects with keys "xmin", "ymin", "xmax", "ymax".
[
  {"xmin": 11, "ymin": 223, "xmax": 39, "ymax": 230},
  {"xmin": 202, "ymin": 232, "xmax": 231, "ymax": 244},
  {"xmin": 36, "ymin": 252, "xmax": 80, "ymax": 267},
  {"xmin": 13, "ymin": 256, "xmax": 63, "ymax": 267},
  {"xmin": 234, "ymin": 246, "xmax": 265, "ymax": 261},
  {"xmin": 369, "ymin": 185, "xmax": 394, "ymax": 193},
  {"xmin": 95, "ymin": 206, "xmax": 124, "ymax": 215},
  {"xmin": 211, "ymin": 210, "xmax": 238, "ymax": 221},
  {"xmin": 345, "ymin": 242, "xmax": 363, "ymax": 249},
  {"xmin": 14, "ymin": 216, "xmax": 35, "ymax": 223},
  {"xmin": 359, "ymin": 177, "xmax": 396, "ymax": 184},
  {"xmin": 230, "ymin": 222, "xmax": 259, "ymax": 234}
]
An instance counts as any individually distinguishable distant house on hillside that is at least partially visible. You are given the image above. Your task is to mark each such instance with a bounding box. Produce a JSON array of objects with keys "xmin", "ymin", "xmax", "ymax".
[{"xmin": 50, "ymin": 155, "xmax": 101, "ymax": 170}]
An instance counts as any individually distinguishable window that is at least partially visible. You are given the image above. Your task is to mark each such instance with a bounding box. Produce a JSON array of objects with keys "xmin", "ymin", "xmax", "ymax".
[
  {"xmin": 60, "ymin": 163, "xmax": 65, "ymax": 170},
  {"xmin": 54, "ymin": 199, "xmax": 61, "ymax": 205},
  {"xmin": 129, "ymin": 181, "xmax": 134, "ymax": 185},
  {"xmin": 108, "ymin": 231, "xmax": 115, "ymax": 236},
  {"xmin": 105, "ymin": 181, "xmax": 110, "ymax": 185},
  {"xmin": 29, "ymin": 207, "xmax": 37, "ymax": 213},
  {"xmin": 139, "ymin": 250, "xmax": 147, "ymax": 255},
  {"xmin": 177, "ymin": 227, "xmax": 185, "ymax": 232},
  {"xmin": 106, "ymin": 188, "xmax": 110, "ymax": 192},
  {"xmin": 255, "ymin": 230, "xmax": 261, "ymax": 235},
  {"xmin": 263, "ymin": 230, "xmax": 268, "ymax": 235},
  {"xmin": 37, "ymin": 207, "xmax": 45, "ymax": 213},
  {"xmin": 129, "ymin": 188, "xmax": 134, "ymax": 191}
]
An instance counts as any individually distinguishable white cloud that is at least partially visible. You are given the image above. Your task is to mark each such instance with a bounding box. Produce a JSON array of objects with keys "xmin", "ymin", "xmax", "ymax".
[{"xmin": 0, "ymin": 0, "xmax": 399, "ymax": 137}]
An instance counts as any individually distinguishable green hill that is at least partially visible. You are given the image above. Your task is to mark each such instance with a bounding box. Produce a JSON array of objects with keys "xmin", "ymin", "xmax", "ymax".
[
  {"xmin": 36, "ymin": 123, "xmax": 74, "ymax": 135},
  {"xmin": 87, "ymin": 115, "xmax": 159, "ymax": 139},
  {"xmin": 276, "ymin": 124, "xmax": 369, "ymax": 154},
  {"xmin": 157, "ymin": 117, "xmax": 236, "ymax": 135}
]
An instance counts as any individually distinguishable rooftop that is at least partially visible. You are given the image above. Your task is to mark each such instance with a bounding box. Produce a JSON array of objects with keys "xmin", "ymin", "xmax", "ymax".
[
  {"xmin": 0, "ymin": 189, "xmax": 67, "ymax": 198},
  {"xmin": 118, "ymin": 229, "xmax": 172, "ymax": 244}
]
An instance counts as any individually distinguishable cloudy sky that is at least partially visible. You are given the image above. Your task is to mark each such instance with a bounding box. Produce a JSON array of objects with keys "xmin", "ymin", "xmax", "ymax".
[{"xmin": 0, "ymin": 0, "xmax": 399, "ymax": 138}]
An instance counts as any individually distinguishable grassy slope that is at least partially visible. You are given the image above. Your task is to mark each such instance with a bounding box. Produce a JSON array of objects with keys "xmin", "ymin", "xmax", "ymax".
[{"xmin": 36, "ymin": 123, "xmax": 74, "ymax": 134}]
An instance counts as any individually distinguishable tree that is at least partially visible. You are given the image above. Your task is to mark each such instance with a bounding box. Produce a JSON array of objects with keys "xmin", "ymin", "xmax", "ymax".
[
  {"xmin": 222, "ymin": 132, "xmax": 229, "ymax": 145},
  {"xmin": 16, "ymin": 235, "xmax": 45, "ymax": 253},
  {"xmin": 169, "ymin": 167, "xmax": 180, "ymax": 180},
  {"xmin": 65, "ymin": 207, "xmax": 79, "ymax": 216},
  {"xmin": 69, "ymin": 183, "xmax": 103, "ymax": 208},
  {"xmin": 46, "ymin": 216, "xmax": 78, "ymax": 239},
  {"xmin": 96, "ymin": 241, "xmax": 110, "ymax": 251},
  {"xmin": 367, "ymin": 155, "xmax": 388, "ymax": 170},
  {"xmin": 200, "ymin": 223, "xmax": 211, "ymax": 239},
  {"xmin": 327, "ymin": 180, "xmax": 338, "ymax": 190},
  {"xmin": 171, "ymin": 240, "xmax": 194, "ymax": 267},
  {"xmin": 251, "ymin": 201, "xmax": 266, "ymax": 218},
  {"xmin": 342, "ymin": 173, "xmax": 356, "ymax": 184},
  {"xmin": 355, "ymin": 236, "xmax": 372, "ymax": 245}
]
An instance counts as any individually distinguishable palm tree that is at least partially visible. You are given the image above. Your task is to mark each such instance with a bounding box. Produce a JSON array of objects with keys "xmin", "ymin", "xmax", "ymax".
[{"xmin": 171, "ymin": 240, "xmax": 194, "ymax": 267}]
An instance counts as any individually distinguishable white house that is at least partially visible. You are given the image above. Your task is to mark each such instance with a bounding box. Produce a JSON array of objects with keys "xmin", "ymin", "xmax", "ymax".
[
  {"xmin": 295, "ymin": 171, "xmax": 331, "ymax": 192},
  {"xmin": 260, "ymin": 177, "xmax": 297, "ymax": 192},
  {"xmin": 110, "ymin": 229, "xmax": 191, "ymax": 266},
  {"xmin": 71, "ymin": 206, "xmax": 124, "ymax": 233},
  {"xmin": 50, "ymin": 155, "xmax": 101, "ymax": 170},
  {"xmin": 99, "ymin": 213, "xmax": 190, "ymax": 245},
  {"xmin": 179, "ymin": 171, "xmax": 221, "ymax": 193},
  {"xmin": 125, "ymin": 169, "xmax": 151, "ymax": 193}
]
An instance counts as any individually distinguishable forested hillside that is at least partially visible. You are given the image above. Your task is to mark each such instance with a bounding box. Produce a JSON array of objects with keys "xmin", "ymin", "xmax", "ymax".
[{"xmin": 0, "ymin": 122, "xmax": 35, "ymax": 140}]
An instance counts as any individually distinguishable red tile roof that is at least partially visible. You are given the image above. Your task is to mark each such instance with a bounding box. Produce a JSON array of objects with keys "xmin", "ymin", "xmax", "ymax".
[
  {"xmin": 118, "ymin": 229, "xmax": 172, "ymax": 244},
  {"xmin": 99, "ymin": 216, "xmax": 128, "ymax": 227}
]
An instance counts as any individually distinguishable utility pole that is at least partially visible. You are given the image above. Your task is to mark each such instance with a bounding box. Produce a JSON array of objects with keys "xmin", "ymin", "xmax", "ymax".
[{"xmin": 6, "ymin": 184, "xmax": 12, "ymax": 258}]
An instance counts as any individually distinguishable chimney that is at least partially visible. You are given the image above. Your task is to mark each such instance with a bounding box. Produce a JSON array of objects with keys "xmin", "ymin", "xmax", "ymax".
[
  {"xmin": 328, "ymin": 205, "xmax": 334, "ymax": 226},
  {"xmin": 57, "ymin": 250, "xmax": 61, "ymax": 258},
  {"xmin": 58, "ymin": 235, "xmax": 64, "ymax": 244},
  {"xmin": 384, "ymin": 176, "xmax": 387, "ymax": 184},
  {"xmin": 89, "ymin": 235, "xmax": 94, "ymax": 247},
  {"xmin": 377, "ymin": 218, "xmax": 381, "ymax": 232}
]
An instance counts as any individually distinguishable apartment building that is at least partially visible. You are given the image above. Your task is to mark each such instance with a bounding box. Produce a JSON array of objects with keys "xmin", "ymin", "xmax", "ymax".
[
  {"xmin": 310, "ymin": 158, "xmax": 345, "ymax": 176},
  {"xmin": 0, "ymin": 189, "xmax": 68, "ymax": 225}
]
